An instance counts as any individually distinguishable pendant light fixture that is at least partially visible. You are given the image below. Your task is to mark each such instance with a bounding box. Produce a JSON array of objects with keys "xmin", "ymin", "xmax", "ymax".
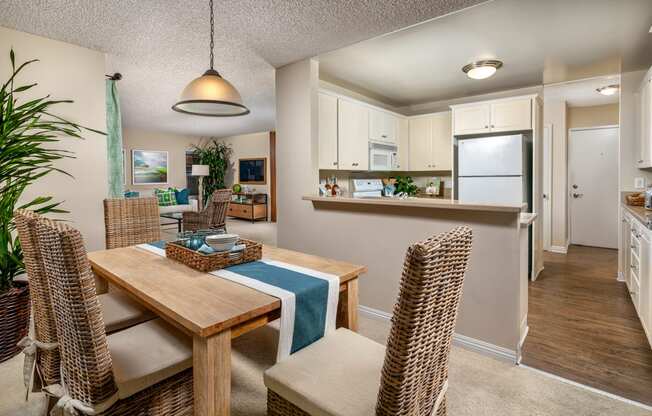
[{"xmin": 172, "ymin": 0, "xmax": 249, "ymax": 117}]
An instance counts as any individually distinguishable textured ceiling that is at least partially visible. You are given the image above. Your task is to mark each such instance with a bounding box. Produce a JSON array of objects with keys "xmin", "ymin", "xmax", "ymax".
[
  {"xmin": 319, "ymin": 0, "xmax": 652, "ymax": 107},
  {"xmin": 0, "ymin": 0, "xmax": 485, "ymax": 137}
]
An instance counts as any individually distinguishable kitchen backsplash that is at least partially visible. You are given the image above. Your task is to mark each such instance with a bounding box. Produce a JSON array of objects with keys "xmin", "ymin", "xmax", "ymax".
[{"xmin": 319, "ymin": 170, "xmax": 452, "ymax": 194}]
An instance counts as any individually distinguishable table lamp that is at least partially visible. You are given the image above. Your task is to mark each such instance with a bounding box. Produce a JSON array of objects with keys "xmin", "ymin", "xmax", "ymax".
[{"xmin": 191, "ymin": 164, "xmax": 210, "ymax": 210}]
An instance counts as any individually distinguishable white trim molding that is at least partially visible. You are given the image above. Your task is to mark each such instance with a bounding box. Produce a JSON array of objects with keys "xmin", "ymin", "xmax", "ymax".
[
  {"xmin": 547, "ymin": 243, "xmax": 569, "ymax": 254},
  {"xmin": 358, "ymin": 305, "xmax": 518, "ymax": 364}
]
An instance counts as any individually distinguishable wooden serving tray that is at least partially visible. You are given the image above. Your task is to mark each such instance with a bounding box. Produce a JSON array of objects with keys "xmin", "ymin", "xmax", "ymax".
[{"xmin": 165, "ymin": 238, "xmax": 262, "ymax": 272}]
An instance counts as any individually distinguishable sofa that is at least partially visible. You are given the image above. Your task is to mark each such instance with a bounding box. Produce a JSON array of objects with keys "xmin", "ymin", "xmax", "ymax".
[{"xmin": 126, "ymin": 189, "xmax": 198, "ymax": 214}]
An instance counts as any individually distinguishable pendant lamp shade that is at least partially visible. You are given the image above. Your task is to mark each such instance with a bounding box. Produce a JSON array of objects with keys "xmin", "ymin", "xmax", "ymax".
[{"xmin": 172, "ymin": 0, "xmax": 249, "ymax": 117}]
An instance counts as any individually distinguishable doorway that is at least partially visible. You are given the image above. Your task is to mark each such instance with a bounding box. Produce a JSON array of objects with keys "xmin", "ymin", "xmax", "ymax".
[{"xmin": 568, "ymin": 126, "xmax": 619, "ymax": 249}]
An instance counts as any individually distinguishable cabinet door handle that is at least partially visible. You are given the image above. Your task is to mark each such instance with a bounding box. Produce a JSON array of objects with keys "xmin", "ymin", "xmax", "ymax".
[
  {"xmin": 638, "ymin": 160, "xmax": 644, "ymax": 163},
  {"xmin": 381, "ymin": 134, "xmax": 387, "ymax": 138},
  {"xmin": 352, "ymin": 162, "xmax": 359, "ymax": 167},
  {"xmin": 333, "ymin": 161, "xmax": 338, "ymax": 166},
  {"xmin": 491, "ymin": 124, "xmax": 495, "ymax": 128},
  {"xmin": 484, "ymin": 125, "xmax": 489, "ymax": 129}
]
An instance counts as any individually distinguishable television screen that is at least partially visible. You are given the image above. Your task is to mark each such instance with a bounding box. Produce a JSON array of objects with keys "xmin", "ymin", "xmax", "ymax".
[{"xmin": 239, "ymin": 158, "xmax": 266, "ymax": 184}]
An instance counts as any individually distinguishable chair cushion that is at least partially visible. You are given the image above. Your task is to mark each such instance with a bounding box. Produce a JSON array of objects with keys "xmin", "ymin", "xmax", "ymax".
[
  {"xmin": 107, "ymin": 319, "xmax": 192, "ymax": 400},
  {"xmin": 263, "ymin": 328, "xmax": 385, "ymax": 416},
  {"xmin": 99, "ymin": 290, "xmax": 156, "ymax": 334}
]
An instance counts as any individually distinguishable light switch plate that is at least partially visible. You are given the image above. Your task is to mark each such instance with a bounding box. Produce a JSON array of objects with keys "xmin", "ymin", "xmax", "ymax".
[{"xmin": 635, "ymin": 177, "xmax": 646, "ymax": 189}]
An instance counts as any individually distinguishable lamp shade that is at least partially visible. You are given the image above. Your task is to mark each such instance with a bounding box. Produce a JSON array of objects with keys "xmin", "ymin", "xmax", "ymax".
[
  {"xmin": 172, "ymin": 70, "xmax": 250, "ymax": 117},
  {"xmin": 191, "ymin": 164, "xmax": 210, "ymax": 177}
]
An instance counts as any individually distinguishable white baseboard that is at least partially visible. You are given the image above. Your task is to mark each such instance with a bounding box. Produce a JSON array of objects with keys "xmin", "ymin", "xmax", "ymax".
[
  {"xmin": 358, "ymin": 305, "xmax": 518, "ymax": 364},
  {"xmin": 617, "ymin": 271, "xmax": 625, "ymax": 282},
  {"xmin": 547, "ymin": 245, "xmax": 568, "ymax": 254},
  {"xmin": 518, "ymin": 316, "xmax": 529, "ymax": 364}
]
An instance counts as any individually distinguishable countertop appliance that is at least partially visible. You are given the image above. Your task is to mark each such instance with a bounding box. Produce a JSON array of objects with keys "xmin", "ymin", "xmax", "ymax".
[
  {"xmin": 352, "ymin": 179, "xmax": 383, "ymax": 198},
  {"xmin": 456, "ymin": 134, "xmax": 531, "ymax": 209},
  {"xmin": 369, "ymin": 143, "xmax": 399, "ymax": 171}
]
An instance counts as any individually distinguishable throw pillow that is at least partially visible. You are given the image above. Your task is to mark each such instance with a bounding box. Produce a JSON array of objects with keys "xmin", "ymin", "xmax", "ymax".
[
  {"xmin": 124, "ymin": 191, "xmax": 140, "ymax": 198},
  {"xmin": 154, "ymin": 188, "xmax": 177, "ymax": 206},
  {"xmin": 174, "ymin": 188, "xmax": 190, "ymax": 205}
]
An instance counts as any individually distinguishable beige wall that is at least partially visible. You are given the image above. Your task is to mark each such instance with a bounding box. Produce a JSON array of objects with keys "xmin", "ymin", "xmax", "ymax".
[
  {"xmin": 1, "ymin": 26, "xmax": 107, "ymax": 251},
  {"xmin": 568, "ymin": 103, "xmax": 619, "ymax": 129},
  {"xmin": 122, "ymin": 128, "xmax": 202, "ymax": 193},
  {"xmin": 216, "ymin": 132, "xmax": 271, "ymax": 194},
  {"xmin": 277, "ymin": 59, "xmax": 527, "ymax": 356},
  {"xmin": 543, "ymin": 98, "xmax": 568, "ymax": 248}
]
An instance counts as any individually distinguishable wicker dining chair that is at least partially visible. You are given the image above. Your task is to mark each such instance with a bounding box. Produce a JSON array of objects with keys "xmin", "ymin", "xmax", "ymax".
[
  {"xmin": 14, "ymin": 210, "xmax": 156, "ymax": 396},
  {"xmin": 103, "ymin": 197, "xmax": 161, "ymax": 249},
  {"xmin": 264, "ymin": 226, "xmax": 473, "ymax": 416},
  {"xmin": 183, "ymin": 189, "xmax": 232, "ymax": 232},
  {"xmin": 34, "ymin": 217, "xmax": 193, "ymax": 416}
]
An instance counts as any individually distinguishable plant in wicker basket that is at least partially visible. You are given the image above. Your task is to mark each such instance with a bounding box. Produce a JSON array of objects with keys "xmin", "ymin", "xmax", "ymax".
[
  {"xmin": 192, "ymin": 139, "xmax": 232, "ymax": 206},
  {"xmin": 0, "ymin": 49, "xmax": 103, "ymax": 362}
]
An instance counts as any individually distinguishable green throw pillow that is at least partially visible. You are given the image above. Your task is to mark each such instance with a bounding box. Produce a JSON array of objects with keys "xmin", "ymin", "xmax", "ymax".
[{"xmin": 154, "ymin": 188, "xmax": 177, "ymax": 206}]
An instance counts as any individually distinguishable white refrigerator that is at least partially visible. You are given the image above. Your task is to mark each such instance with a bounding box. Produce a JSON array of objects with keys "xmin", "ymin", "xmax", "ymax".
[{"xmin": 456, "ymin": 135, "xmax": 530, "ymax": 208}]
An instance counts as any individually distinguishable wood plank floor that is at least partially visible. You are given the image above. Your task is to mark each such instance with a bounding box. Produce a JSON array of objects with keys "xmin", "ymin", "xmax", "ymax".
[{"xmin": 522, "ymin": 245, "xmax": 652, "ymax": 406}]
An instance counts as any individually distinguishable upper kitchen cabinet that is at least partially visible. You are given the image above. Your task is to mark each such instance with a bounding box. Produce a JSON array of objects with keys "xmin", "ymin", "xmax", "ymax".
[
  {"xmin": 318, "ymin": 92, "xmax": 339, "ymax": 170},
  {"xmin": 369, "ymin": 108, "xmax": 397, "ymax": 144},
  {"xmin": 338, "ymin": 98, "xmax": 369, "ymax": 171},
  {"xmin": 637, "ymin": 69, "xmax": 652, "ymax": 168},
  {"xmin": 408, "ymin": 111, "xmax": 452, "ymax": 171},
  {"xmin": 397, "ymin": 117, "xmax": 409, "ymax": 171},
  {"xmin": 452, "ymin": 96, "xmax": 534, "ymax": 136}
]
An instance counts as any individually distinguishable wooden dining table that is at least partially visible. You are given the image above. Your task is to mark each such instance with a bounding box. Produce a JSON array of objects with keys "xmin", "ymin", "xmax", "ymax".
[{"xmin": 88, "ymin": 244, "xmax": 367, "ymax": 416}]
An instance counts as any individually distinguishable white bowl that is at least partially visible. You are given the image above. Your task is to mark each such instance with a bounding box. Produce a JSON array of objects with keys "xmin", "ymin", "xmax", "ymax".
[
  {"xmin": 206, "ymin": 233, "xmax": 238, "ymax": 243},
  {"xmin": 208, "ymin": 241, "xmax": 237, "ymax": 252}
]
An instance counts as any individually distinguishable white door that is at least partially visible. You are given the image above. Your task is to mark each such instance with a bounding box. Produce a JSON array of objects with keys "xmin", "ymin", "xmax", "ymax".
[
  {"xmin": 569, "ymin": 126, "xmax": 619, "ymax": 248},
  {"xmin": 318, "ymin": 93, "xmax": 338, "ymax": 170},
  {"xmin": 542, "ymin": 124, "xmax": 552, "ymax": 250},
  {"xmin": 457, "ymin": 135, "xmax": 523, "ymax": 177},
  {"xmin": 458, "ymin": 176, "xmax": 523, "ymax": 205}
]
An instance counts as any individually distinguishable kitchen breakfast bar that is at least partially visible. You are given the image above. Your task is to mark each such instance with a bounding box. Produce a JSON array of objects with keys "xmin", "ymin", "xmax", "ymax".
[{"xmin": 295, "ymin": 195, "xmax": 534, "ymax": 363}]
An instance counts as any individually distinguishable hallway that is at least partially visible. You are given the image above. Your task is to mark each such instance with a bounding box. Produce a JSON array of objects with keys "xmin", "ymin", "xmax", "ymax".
[{"xmin": 522, "ymin": 245, "xmax": 652, "ymax": 406}]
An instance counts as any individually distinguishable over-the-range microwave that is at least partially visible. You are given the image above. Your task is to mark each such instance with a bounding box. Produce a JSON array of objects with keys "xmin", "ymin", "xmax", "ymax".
[{"xmin": 369, "ymin": 143, "xmax": 399, "ymax": 171}]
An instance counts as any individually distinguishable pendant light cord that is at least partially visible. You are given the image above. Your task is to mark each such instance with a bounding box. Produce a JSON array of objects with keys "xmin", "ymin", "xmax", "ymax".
[{"xmin": 209, "ymin": 0, "xmax": 214, "ymax": 70}]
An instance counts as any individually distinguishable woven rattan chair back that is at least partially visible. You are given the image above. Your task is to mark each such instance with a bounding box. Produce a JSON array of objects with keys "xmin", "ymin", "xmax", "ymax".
[
  {"xmin": 104, "ymin": 197, "xmax": 161, "ymax": 249},
  {"xmin": 208, "ymin": 189, "xmax": 232, "ymax": 229},
  {"xmin": 36, "ymin": 218, "xmax": 118, "ymax": 406},
  {"xmin": 376, "ymin": 226, "xmax": 473, "ymax": 416},
  {"xmin": 13, "ymin": 210, "xmax": 60, "ymax": 386}
]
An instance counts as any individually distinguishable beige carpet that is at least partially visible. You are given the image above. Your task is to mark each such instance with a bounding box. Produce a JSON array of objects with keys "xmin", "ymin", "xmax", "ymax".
[{"xmin": 1, "ymin": 316, "xmax": 650, "ymax": 416}]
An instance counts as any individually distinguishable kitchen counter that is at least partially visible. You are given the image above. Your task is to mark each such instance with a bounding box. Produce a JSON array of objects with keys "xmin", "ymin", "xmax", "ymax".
[
  {"xmin": 623, "ymin": 203, "xmax": 652, "ymax": 228},
  {"xmin": 303, "ymin": 195, "xmax": 526, "ymax": 213}
]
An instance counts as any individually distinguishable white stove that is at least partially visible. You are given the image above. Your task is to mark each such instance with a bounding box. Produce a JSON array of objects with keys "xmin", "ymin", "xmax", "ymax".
[{"xmin": 352, "ymin": 179, "xmax": 383, "ymax": 198}]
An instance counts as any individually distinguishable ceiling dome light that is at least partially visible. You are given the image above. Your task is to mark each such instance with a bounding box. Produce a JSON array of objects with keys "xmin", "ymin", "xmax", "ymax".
[
  {"xmin": 172, "ymin": 0, "xmax": 249, "ymax": 117},
  {"xmin": 462, "ymin": 60, "xmax": 503, "ymax": 80},
  {"xmin": 596, "ymin": 84, "xmax": 620, "ymax": 96}
]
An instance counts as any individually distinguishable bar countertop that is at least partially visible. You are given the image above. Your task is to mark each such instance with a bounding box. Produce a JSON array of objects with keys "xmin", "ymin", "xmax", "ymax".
[{"xmin": 303, "ymin": 195, "xmax": 526, "ymax": 213}]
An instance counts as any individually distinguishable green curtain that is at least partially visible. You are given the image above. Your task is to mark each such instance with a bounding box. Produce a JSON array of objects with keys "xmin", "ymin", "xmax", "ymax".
[{"xmin": 106, "ymin": 80, "xmax": 124, "ymax": 197}]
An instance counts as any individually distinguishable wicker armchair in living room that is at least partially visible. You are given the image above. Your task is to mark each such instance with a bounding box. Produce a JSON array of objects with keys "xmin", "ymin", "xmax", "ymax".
[
  {"xmin": 183, "ymin": 189, "xmax": 232, "ymax": 232},
  {"xmin": 263, "ymin": 226, "xmax": 473, "ymax": 416},
  {"xmin": 34, "ymin": 217, "xmax": 193, "ymax": 416}
]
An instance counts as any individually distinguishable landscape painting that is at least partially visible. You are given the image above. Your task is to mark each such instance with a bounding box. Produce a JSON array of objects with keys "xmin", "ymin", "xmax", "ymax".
[{"xmin": 132, "ymin": 150, "xmax": 168, "ymax": 185}]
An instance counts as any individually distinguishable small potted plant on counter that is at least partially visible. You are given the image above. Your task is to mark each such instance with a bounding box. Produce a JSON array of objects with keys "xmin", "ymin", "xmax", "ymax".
[{"xmin": 393, "ymin": 176, "xmax": 419, "ymax": 197}]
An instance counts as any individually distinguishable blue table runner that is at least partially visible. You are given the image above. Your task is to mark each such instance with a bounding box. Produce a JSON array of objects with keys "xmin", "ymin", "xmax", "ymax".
[{"xmin": 140, "ymin": 242, "xmax": 339, "ymax": 361}]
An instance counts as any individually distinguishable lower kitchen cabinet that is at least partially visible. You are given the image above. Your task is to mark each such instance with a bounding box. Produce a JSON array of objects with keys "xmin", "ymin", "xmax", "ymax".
[{"xmin": 622, "ymin": 209, "xmax": 652, "ymax": 347}]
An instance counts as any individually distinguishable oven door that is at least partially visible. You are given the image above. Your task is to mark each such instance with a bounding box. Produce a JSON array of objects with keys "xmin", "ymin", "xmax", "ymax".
[{"xmin": 370, "ymin": 148, "xmax": 392, "ymax": 171}]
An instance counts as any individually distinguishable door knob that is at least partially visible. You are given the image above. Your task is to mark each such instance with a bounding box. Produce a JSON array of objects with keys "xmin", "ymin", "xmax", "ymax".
[
  {"xmin": 572, "ymin": 193, "xmax": 583, "ymax": 198},
  {"xmin": 543, "ymin": 193, "xmax": 548, "ymax": 199},
  {"xmin": 572, "ymin": 184, "xmax": 578, "ymax": 189}
]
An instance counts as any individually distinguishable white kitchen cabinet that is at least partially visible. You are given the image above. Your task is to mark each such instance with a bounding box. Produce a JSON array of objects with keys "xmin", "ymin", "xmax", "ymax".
[
  {"xmin": 397, "ymin": 117, "xmax": 409, "ymax": 171},
  {"xmin": 452, "ymin": 104, "xmax": 491, "ymax": 135},
  {"xmin": 637, "ymin": 73, "xmax": 652, "ymax": 168},
  {"xmin": 338, "ymin": 99, "xmax": 369, "ymax": 171},
  {"xmin": 318, "ymin": 93, "xmax": 338, "ymax": 170},
  {"xmin": 408, "ymin": 112, "xmax": 452, "ymax": 171},
  {"xmin": 622, "ymin": 210, "xmax": 652, "ymax": 348},
  {"xmin": 452, "ymin": 97, "xmax": 533, "ymax": 136},
  {"xmin": 369, "ymin": 108, "xmax": 397, "ymax": 144}
]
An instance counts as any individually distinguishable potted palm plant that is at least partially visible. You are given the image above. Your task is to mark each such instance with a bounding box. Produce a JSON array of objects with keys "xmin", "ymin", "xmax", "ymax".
[{"xmin": 0, "ymin": 49, "xmax": 100, "ymax": 362}]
